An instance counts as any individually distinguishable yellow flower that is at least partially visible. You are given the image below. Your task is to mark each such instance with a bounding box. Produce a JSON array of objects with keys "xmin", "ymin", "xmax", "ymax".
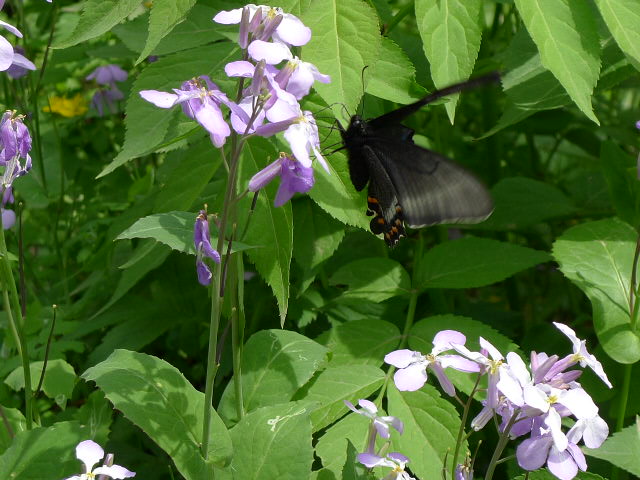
[{"xmin": 43, "ymin": 94, "xmax": 88, "ymax": 117}]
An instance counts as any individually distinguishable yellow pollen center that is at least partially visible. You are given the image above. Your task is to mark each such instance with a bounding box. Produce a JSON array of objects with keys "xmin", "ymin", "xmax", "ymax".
[{"xmin": 489, "ymin": 359, "xmax": 503, "ymax": 375}]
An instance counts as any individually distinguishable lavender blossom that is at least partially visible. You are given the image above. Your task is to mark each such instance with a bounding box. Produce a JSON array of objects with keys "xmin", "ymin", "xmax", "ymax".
[
  {"xmin": 0, "ymin": 110, "xmax": 32, "ymax": 189},
  {"xmin": 1, "ymin": 185, "xmax": 14, "ymax": 229},
  {"xmin": 248, "ymin": 153, "xmax": 314, "ymax": 206},
  {"xmin": 194, "ymin": 210, "xmax": 221, "ymax": 286},
  {"xmin": 357, "ymin": 452, "xmax": 416, "ymax": 480},
  {"xmin": 344, "ymin": 399, "xmax": 404, "ymax": 439},
  {"xmin": 86, "ymin": 65, "xmax": 128, "ymax": 116},
  {"xmin": 0, "ymin": 2, "xmax": 36, "ymax": 74},
  {"xmin": 384, "ymin": 330, "xmax": 479, "ymax": 394},
  {"xmin": 63, "ymin": 439, "xmax": 135, "ymax": 480}
]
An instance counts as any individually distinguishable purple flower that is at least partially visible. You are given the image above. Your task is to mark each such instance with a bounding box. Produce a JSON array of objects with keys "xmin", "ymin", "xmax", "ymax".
[
  {"xmin": 6, "ymin": 46, "xmax": 33, "ymax": 79},
  {"xmin": 344, "ymin": 399, "xmax": 404, "ymax": 439},
  {"xmin": 194, "ymin": 210, "xmax": 221, "ymax": 286},
  {"xmin": 271, "ymin": 57, "xmax": 331, "ymax": 99},
  {"xmin": 91, "ymin": 87, "xmax": 124, "ymax": 116},
  {"xmin": 0, "ymin": 110, "xmax": 32, "ymax": 188},
  {"xmin": 213, "ymin": 5, "xmax": 311, "ymax": 47},
  {"xmin": 140, "ymin": 76, "xmax": 244, "ymax": 148},
  {"xmin": 86, "ymin": 65, "xmax": 128, "ymax": 86},
  {"xmin": 0, "ymin": 5, "xmax": 36, "ymax": 74},
  {"xmin": 552, "ymin": 322, "xmax": 612, "ymax": 388},
  {"xmin": 64, "ymin": 439, "xmax": 135, "ymax": 480},
  {"xmin": 248, "ymin": 153, "xmax": 314, "ymax": 206},
  {"xmin": 357, "ymin": 452, "xmax": 415, "ymax": 480},
  {"xmin": 384, "ymin": 330, "xmax": 480, "ymax": 394},
  {"xmin": 1, "ymin": 185, "xmax": 14, "ymax": 229}
]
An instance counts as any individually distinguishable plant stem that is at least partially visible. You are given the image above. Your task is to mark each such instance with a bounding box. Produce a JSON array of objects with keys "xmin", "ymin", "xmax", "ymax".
[
  {"xmin": 0, "ymin": 226, "xmax": 32, "ymax": 429},
  {"xmin": 232, "ymin": 253, "xmax": 245, "ymax": 419},
  {"xmin": 484, "ymin": 410, "xmax": 520, "ymax": 480},
  {"xmin": 451, "ymin": 373, "xmax": 482, "ymax": 480}
]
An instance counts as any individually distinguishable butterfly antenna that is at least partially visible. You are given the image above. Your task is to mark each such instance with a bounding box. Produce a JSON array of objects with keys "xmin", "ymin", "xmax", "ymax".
[
  {"xmin": 359, "ymin": 65, "xmax": 369, "ymax": 117},
  {"xmin": 419, "ymin": 71, "xmax": 500, "ymax": 107}
]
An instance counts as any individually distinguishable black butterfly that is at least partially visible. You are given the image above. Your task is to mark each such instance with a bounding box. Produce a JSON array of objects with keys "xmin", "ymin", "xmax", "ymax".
[{"xmin": 339, "ymin": 72, "xmax": 499, "ymax": 247}]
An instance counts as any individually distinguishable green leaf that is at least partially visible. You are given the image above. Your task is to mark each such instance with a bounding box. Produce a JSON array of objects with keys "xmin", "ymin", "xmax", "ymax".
[
  {"xmin": 0, "ymin": 407, "xmax": 26, "ymax": 455},
  {"xmin": 315, "ymin": 414, "xmax": 369, "ymax": 478},
  {"xmin": 239, "ymin": 139, "xmax": 293, "ymax": 325},
  {"xmin": 416, "ymin": 237, "xmax": 551, "ymax": 289},
  {"xmin": 415, "ymin": 0, "xmax": 483, "ymax": 122},
  {"xmin": 595, "ymin": 0, "xmax": 640, "ymax": 65},
  {"xmin": 227, "ymin": 402, "xmax": 313, "ymax": 480},
  {"xmin": 218, "ymin": 329, "xmax": 329, "ymax": 424},
  {"xmin": 409, "ymin": 315, "xmax": 522, "ymax": 396},
  {"xmin": 137, "ymin": 0, "xmax": 198, "ymax": 63},
  {"xmin": 387, "ymin": 385, "xmax": 464, "ymax": 480},
  {"xmin": 584, "ymin": 416, "xmax": 640, "ymax": 476},
  {"xmin": 330, "ymin": 258, "xmax": 411, "ymax": 302},
  {"xmin": 553, "ymin": 218, "xmax": 640, "ymax": 364},
  {"xmin": 0, "ymin": 422, "xmax": 86, "ymax": 479},
  {"xmin": 293, "ymin": 198, "xmax": 345, "ymax": 270},
  {"xmin": 322, "ymin": 319, "xmax": 401, "ymax": 367},
  {"xmin": 306, "ymin": 364, "xmax": 385, "ymax": 431},
  {"xmin": 98, "ymin": 44, "xmax": 237, "ymax": 178},
  {"xmin": 302, "ymin": 0, "xmax": 382, "ymax": 115},
  {"xmin": 83, "ymin": 350, "xmax": 232, "ymax": 478},
  {"xmin": 5, "ymin": 360, "xmax": 76, "ymax": 408},
  {"xmin": 513, "ymin": 0, "xmax": 601, "ymax": 124},
  {"xmin": 600, "ymin": 141, "xmax": 640, "ymax": 227},
  {"xmin": 480, "ymin": 177, "xmax": 576, "ymax": 230},
  {"xmin": 53, "ymin": 0, "xmax": 141, "ymax": 48},
  {"xmin": 367, "ymin": 37, "xmax": 427, "ymax": 104}
]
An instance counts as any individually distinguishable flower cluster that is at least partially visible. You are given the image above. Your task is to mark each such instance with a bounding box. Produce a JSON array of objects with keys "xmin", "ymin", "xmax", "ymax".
[
  {"xmin": 384, "ymin": 323, "xmax": 611, "ymax": 480},
  {"xmin": 63, "ymin": 439, "xmax": 135, "ymax": 480},
  {"xmin": 0, "ymin": 1, "xmax": 36, "ymax": 75},
  {"xmin": 86, "ymin": 64, "xmax": 128, "ymax": 116},
  {"xmin": 141, "ymin": 4, "xmax": 330, "ymax": 206}
]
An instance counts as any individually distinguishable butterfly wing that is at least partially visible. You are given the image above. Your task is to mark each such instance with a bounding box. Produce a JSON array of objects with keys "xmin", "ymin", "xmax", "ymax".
[{"xmin": 367, "ymin": 138, "xmax": 493, "ymax": 227}]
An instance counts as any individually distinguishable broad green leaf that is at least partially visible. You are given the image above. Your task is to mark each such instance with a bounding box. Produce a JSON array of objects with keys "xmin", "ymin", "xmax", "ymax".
[
  {"xmin": 480, "ymin": 177, "xmax": 576, "ymax": 230},
  {"xmin": 0, "ymin": 407, "xmax": 25, "ymax": 454},
  {"xmin": 306, "ymin": 365, "xmax": 385, "ymax": 431},
  {"xmin": 53, "ymin": 0, "xmax": 141, "ymax": 48},
  {"xmin": 5, "ymin": 360, "xmax": 76, "ymax": 408},
  {"xmin": 416, "ymin": 237, "xmax": 551, "ymax": 289},
  {"xmin": 219, "ymin": 329, "xmax": 329, "ymax": 424},
  {"xmin": 600, "ymin": 141, "xmax": 640, "ymax": 227},
  {"xmin": 137, "ymin": 0, "xmax": 198, "ymax": 63},
  {"xmin": 483, "ymin": 28, "xmax": 569, "ymax": 137},
  {"xmin": 293, "ymin": 198, "xmax": 345, "ymax": 271},
  {"xmin": 74, "ymin": 391, "xmax": 113, "ymax": 443},
  {"xmin": 322, "ymin": 319, "xmax": 401, "ymax": 366},
  {"xmin": 415, "ymin": 0, "xmax": 483, "ymax": 122},
  {"xmin": 99, "ymin": 44, "xmax": 237, "ymax": 178},
  {"xmin": 409, "ymin": 315, "xmax": 521, "ymax": 396},
  {"xmin": 0, "ymin": 422, "xmax": 86, "ymax": 480},
  {"xmin": 227, "ymin": 402, "xmax": 313, "ymax": 480},
  {"xmin": 584, "ymin": 416, "xmax": 640, "ymax": 476},
  {"xmin": 387, "ymin": 385, "xmax": 464, "ymax": 480},
  {"xmin": 595, "ymin": 0, "xmax": 640, "ymax": 65},
  {"xmin": 315, "ymin": 413, "xmax": 370, "ymax": 477},
  {"xmin": 330, "ymin": 258, "xmax": 411, "ymax": 302},
  {"xmin": 553, "ymin": 218, "xmax": 640, "ymax": 363},
  {"xmin": 83, "ymin": 349, "xmax": 232, "ymax": 478},
  {"xmin": 302, "ymin": 0, "xmax": 382, "ymax": 115},
  {"xmin": 239, "ymin": 139, "xmax": 293, "ymax": 324},
  {"xmin": 513, "ymin": 0, "xmax": 601, "ymax": 124},
  {"xmin": 368, "ymin": 37, "xmax": 427, "ymax": 104}
]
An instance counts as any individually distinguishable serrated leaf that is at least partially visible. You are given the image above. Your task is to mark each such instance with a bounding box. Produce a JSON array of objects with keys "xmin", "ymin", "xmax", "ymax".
[
  {"xmin": 323, "ymin": 319, "xmax": 401, "ymax": 367},
  {"xmin": 595, "ymin": 0, "xmax": 640, "ymax": 65},
  {"xmin": 302, "ymin": 0, "xmax": 382, "ymax": 115},
  {"xmin": 5, "ymin": 360, "xmax": 76, "ymax": 408},
  {"xmin": 480, "ymin": 177, "xmax": 576, "ymax": 230},
  {"xmin": 513, "ymin": 0, "xmax": 601, "ymax": 124},
  {"xmin": 415, "ymin": 0, "xmax": 483, "ymax": 122},
  {"xmin": 98, "ymin": 44, "xmax": 237, "ymax": 178},
  {"xmin": 0, "ymin": 422, "xmax": 87, "ymax": 479},
  {"xmin": 367, "ymin": 37, "xmax": 426, "ymax": 104},
  {"xmin": 137, "ymin": 0, "xmax": 198, "ymax": 63},
  {"xmin": 553, "ymin": 218, "xmax": 640, "ymax": 364},
  {"xmin": 330, "ymin": 258, "xmax": 411, "ymax": 302},
  {"xmin": 315, "ymin": 414, "xmax": 370, "ymax": 477},
  {"xmin": 584, "ymin": 417, "xmax": 640, "ymax": 476},
  {"xmin": 53, "ymin": 0, "xmax": 141, "ymax": 48},
  {"xmin": 218, "ymin": 329, "xmax": 329, "ymax": 424},
  {"xmin": 83, "ymin": 349, "xmax": 232, "ymax": 478},
  {"xmin": 387, "ymin": 385, "xmax": 464, "ymax": 480},
  {"xmin": 306, "ymin": 365, "xmax": 385, "ymax": 431},
  {"xmin": 227, "ymin": 402, "xmax": 313, "ymax": 480},
  {"xmin": 239, "ymin": 139, "xmax": 293, "ymax": 325},
  {"xmin": 416, "ymin": 237, "xmax": 551, "ymax": 289}
]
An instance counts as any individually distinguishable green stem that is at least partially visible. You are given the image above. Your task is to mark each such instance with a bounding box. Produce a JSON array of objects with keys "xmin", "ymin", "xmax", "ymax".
[
  {"xmin": 615, "ymin": 363, "xmax": 632, "ymax": 433},
  {"xmin": 232, "ymin": 253, "xmax": 245, "ymax": 419},
  {"xmin": 451, "ymin": 373, "xmax": 482, "ymax": 480},
  {"xmin": 0, "ymin": 226, "xmax": 32, "ymax": 429},
  {"xmin": 384, "ymin": 1, "xmax": 414, "ymax": 35},
  {"xmin": 484, "ymin": 410, "xmax": 520, "ymax": 480}
]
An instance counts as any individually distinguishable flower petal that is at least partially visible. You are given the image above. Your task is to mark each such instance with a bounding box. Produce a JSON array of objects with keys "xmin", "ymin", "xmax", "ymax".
[
  {"xmin": 139, "ymin": 90, "xmax": 178, "ymax": 108},
  {"xmin": 93, "ymin": 464, "xmax": 136, "ymax": 479},
  {"xmin": 75, "ymin": 440, "xmax": 104, "ymax": 473},
  {"xmin": 393, "ymin": 363, "xmax": 427, "ymax": 391},
  {"xmin": 384, "ymin": 349, "xmax": 417, "ymax": 369},
  {"xmin": 248, "ymin": 40, "xmax": 292, "ymax": 65}
]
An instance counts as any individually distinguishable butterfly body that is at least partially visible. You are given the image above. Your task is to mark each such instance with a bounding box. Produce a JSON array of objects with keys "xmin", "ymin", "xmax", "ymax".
[{"xmin": 340, "ymin": 74, "xmax": 498, "ymax": 247}]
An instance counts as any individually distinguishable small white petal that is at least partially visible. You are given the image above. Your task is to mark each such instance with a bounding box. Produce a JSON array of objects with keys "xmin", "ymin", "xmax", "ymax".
[{"xmin": 139, "ymin": 90, "xmax": 178, "ymax": 108}]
